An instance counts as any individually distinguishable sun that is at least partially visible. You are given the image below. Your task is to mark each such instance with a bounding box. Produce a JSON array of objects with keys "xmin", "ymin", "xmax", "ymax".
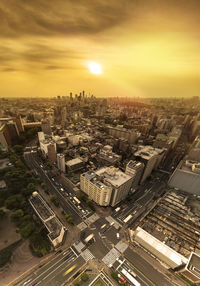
[{"xmin": 88, "ymin": 62, "xmax": 102, "ymax": 75}]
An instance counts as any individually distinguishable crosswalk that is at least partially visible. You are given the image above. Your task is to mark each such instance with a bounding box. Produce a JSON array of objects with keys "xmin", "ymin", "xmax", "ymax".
[
  {"xmin": 81, "ymin": 249, "xmax": 94, "ymax": 262},
  {"xmin": 102, "ymin": 248, "xmax": 120, "ymax": 266},
  {"xmin": 77, "ymin": 222, "xmax": 87, "ymax": 231},
  {"xmin": 73, "ymin": 241, "xmax": 85, "ymax": 253},
  {"xmin": 115, "ymin": 241, "xmax": 128, "ymax": 253}
]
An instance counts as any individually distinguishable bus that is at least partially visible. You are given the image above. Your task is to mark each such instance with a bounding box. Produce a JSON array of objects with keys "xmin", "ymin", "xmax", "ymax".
[
  {"xmin": 63, "ymin": 264, "xmax": 77, "ymax": 276},
  {"xmin": 121, "ymin": 268, "xmax": 141, "ymax": 286},
  {"xmin": 123, "ymin": 214, "xmax": 132, "ymax": 223},
  {"xmin": 73, "ymin": 196, "xmax": 81, "ymax": 204}
]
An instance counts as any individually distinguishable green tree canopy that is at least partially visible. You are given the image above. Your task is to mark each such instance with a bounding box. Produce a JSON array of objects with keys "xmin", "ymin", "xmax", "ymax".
[
  {"xmin": 0, "ymin": 248, "xmax": 12, "ymax": 267},
  {"xmin": 13, "ymin": 145, "xmax": 24, "ymax": 155},
  {"xmin": 10, "ymin": 209, "xmax": 24, "ymax": 222},
  {"xmin": 80, "ymin": 272, "xmax": 89, "ymax": 282},
  {"xmin": 5, "ymin": 194, "xmax": 23, "ymax": 210},
  {"xmin": 20, "ymin": 221, "xmax": 35, "ymax": 238}
]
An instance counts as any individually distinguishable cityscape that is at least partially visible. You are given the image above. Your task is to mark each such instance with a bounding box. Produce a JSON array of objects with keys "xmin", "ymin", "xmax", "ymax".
[{"xmin": 0, "ymin": 1, "xmax": 200, "ymax": 286}]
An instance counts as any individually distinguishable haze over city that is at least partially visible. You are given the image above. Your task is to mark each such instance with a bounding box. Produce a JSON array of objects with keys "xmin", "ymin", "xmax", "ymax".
[
  {"xmin": 0, "ymin": 2, "xmax": 200, "ymax": 286},
  {"xmin": 1, "ymin": 0, "xmax": 200, "ymax": 98}
]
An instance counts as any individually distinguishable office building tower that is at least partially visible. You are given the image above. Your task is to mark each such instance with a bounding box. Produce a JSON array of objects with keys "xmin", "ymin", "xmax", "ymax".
[
  {"xmin": 41, "ymin": 119, "xmax": 51, "ymax": 135},
  {"xmin": 125, "ymin": 160, "xmax": 144, "ymax": 190},
  {"xmin": 15, "ymin": 114, "xmax": 24, "ymax": 133},
  {"xmin": 134, "ymin": 146, "xmax": 165, "ymax": 183},
  {"xmin": 57, "ymin": 153, "xmax": 65, "ymax": 173},
  {"xmin": 47, "ymin": 143, "xmax": 57, "ymax": 163}
]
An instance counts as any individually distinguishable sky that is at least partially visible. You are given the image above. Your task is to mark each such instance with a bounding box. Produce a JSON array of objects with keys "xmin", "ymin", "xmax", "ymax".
[{"xmin": 0, "ymin": 0, "xmax": 200, "ymax": 98}]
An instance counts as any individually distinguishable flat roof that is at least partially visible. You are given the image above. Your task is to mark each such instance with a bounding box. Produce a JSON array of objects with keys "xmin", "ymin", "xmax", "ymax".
[
  {"xmin": 135, "ymin": 145, "xmax": 164, "ymax": 159},
  {"xmin": 29, "ymin": 193, "xmax": 54, "ymax": 221},
  {"xmin": 95, "ymin": 167, "xmax": 132, "ymax": 187},
  {"xmin": 66, "ymin": 158, "xmax": 83, "ymax": 166},
  {"xmin": 46, "ymin": 217, "xmax": 63, "ymax": 240},
  {"xmin": 186, "ymin": 252, "xmax": 200, "ymax": 279},
  {"xmin": 135, "ymin": 227, "xmax": 188, "ymax": 267}
]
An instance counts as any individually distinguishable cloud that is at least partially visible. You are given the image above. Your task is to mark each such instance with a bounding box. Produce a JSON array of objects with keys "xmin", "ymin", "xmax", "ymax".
[
  {"xmin": 1, "ymin": 67, "xmax": 18, "ymax": 72},
  {"xmin": 0, "ymin": 42, "xmax": 85, "ymax": 70},
  {"xmin": 0, "ymin": 0, "xmax": 134, "ymax": 38}
]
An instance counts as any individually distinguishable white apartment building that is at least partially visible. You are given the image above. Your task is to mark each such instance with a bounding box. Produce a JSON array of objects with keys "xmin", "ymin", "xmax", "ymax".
[{"xmin": 80, "ymin": 166, "xmax": 133, "ymax": 207}]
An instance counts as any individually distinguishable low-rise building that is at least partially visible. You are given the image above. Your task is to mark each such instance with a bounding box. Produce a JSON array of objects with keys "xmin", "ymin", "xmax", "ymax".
[
  {"xmin": 66, "ymin": 158, "xmax": 84, "ymax": 172},
  {"xmin": 180, "ymin": 252, "xmax": 200, "ymax": 283},
  {"xmin": 29, "ymin": 192, "xmax": 65, "ymax": 247}
]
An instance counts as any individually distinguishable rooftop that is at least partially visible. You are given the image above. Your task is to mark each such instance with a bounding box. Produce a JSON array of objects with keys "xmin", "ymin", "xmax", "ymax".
[
  {"xmin": 46, "ymin": 217, "xmax": 63, "ymax": 241},
  {"xmin": 66, "ymin": 157, "xmax": 83, "ymax": 166},
  {"xmin": 135, "ymin": 145, "xmax": 164, "ymax": 159},
  {"xmin": 95, "ymin": 166, "xmax": 132, "ymax": 187},
  {"xmin": 29, "ymin": 192, "xmax": 54, "ymax": 221},
  {"xmin": 186, "ymin": 252, "xmax": 200, "ymax": 280}
]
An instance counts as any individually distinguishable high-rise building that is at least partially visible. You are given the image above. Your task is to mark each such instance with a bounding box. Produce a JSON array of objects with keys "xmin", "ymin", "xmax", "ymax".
[
  {"xmin": 57, "ymin": 153, "xmax": 65, "ymax": 173},
  {"xmin": 125, "ymin": 160, "xmax": 144, "ymax": 190},
  {"xmin": 80, "ymin": 166, "xmax": 133, "ymax": 207},
  {"xmin": 0, "ymin": 121, "xmax": 19, "ymax": 149},
  {"xmin": 47, "ymin": 143, "xmax": 57, "ymax": 163},
  {"xmin": 61, "ymin": 107, "xmax": 66, "ymax": 128},
  {"xmin": 15, "ymin": 114, "xmax": 24, "ymax": 133},
  {"xmin": 134, "ymin": 146, "xmax": 165, "ymax": 183},
  {"xmin": 41, "ymin": 119, "xmax": 51, "ymax": 135}
]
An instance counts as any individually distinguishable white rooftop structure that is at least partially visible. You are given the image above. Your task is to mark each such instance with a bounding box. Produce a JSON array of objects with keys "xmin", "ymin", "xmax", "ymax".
[
  {"xmin": 135, "ymin": 145, "xmax": 164, "ymax": 160},
  {"xmin": 66, "ymin": 158, "xmax": 83, "ymax": 167},
  {"xmin": 134, "ymin": 227, "xmax": 188, "ymax": 268},
  {"xmin": 96, "ymin": 167, "xmax": 132, "ymax": 187}
]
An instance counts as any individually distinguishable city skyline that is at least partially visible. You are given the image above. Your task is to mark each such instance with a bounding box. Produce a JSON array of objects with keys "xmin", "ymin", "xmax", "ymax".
[{"xmin": 0, "ymin": 0, "xmax": 200, "ymax": 98}]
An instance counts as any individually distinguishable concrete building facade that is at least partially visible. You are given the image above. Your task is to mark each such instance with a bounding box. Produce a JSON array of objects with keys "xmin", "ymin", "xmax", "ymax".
[
  {"xmin": 80, "ymin": 166, "xmax": 133, "ymax": 207},
  {"xmin": 125, "ymin": 160, "xmax": 144, "ymax": 190},
  {"xmin": 57, "ymin": 153, "xmax": 66, "ymax": 173}
]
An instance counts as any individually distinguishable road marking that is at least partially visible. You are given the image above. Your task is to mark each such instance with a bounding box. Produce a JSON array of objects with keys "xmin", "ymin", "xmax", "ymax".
[
  {"xmin": 38, "ymin": 253, "xmax": 76, "ymax": 282},
  {"xmin": 30, "ymin": 249, "xmax": 75, "ymax": 282},
  {"xmin": 70, "ymin": 246, "xmax": 79, "ymax": 257}
]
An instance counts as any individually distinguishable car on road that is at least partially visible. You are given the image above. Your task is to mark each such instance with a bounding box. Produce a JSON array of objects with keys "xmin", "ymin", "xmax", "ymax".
[
  {"xmin": 75, "ymin": 240, "xmax": 80, "ymax": 245},
  {"xmin": 23, "ymin": 279, "xmax": 32, "ymax": 286}
]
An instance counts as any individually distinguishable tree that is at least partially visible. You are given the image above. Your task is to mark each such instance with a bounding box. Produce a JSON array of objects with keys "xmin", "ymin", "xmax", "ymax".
[
  {"xmin": 20, "ymin": 221, "xmax": 35, "ymax": 238},
  {"xmin": 67, "ymin": 217, "xmax": 73, "ymax": 224},
  {"xmin": 5, "ymin": 194, "xmax": 23, "ymax": 210},
  {"xmin": 10, "ymin": 209, "xmax": 24, "ymax": 222},
  {"xmin": 50, "ymin": 195, "xmax": 56, "ymax": 202},
  {"xmin": 41, "ymin": 182, "xmax": 46, "ymax": 188},
  {"xmin": 0, "ymin": 248, "xmax": 12, "ymax": 267},
  {"xmin": 80, "ymin": 272, "xmax": 89, "ymax": 282},
  {"xmin": 111, "ymin": 271, "xmax": 118, "ymax": 281},
  {"xmin": 13, "ymin": 145, "xmax": 24, "ymax": 155},
  {"xmin": 0, "ymin": 209, "xmax": 6, "ymax": 219}
]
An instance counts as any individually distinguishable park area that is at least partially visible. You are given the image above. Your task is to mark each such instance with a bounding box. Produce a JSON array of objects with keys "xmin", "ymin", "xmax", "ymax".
[
  {"xmin": 0, "ymin": 209, "xmax": 21, "ymax": 251},
  {"xmin": 92, "ymin": 278, "xmax": 107, "ymax": 286}
]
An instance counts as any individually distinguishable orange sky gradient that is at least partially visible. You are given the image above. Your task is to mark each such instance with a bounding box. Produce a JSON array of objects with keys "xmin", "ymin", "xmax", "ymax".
[{"xmin": 0, "ymin": 0, "xmax": 200, "ymax": 98}]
